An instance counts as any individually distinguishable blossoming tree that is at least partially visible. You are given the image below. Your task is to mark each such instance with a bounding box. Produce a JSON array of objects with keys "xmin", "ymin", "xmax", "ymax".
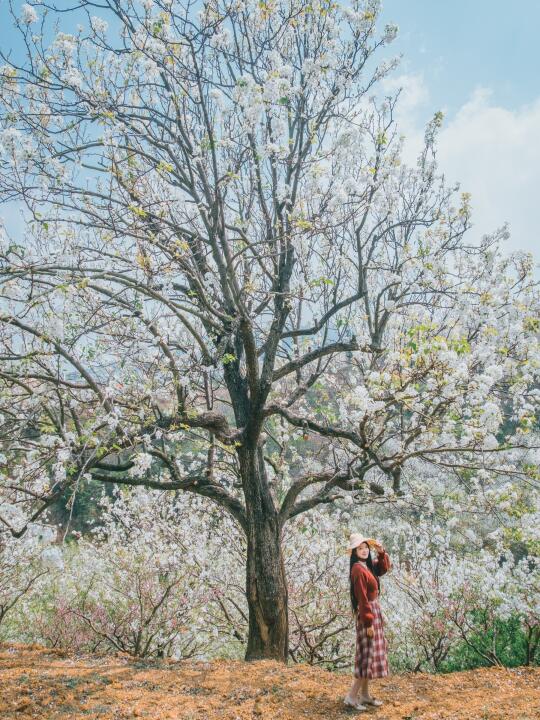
[{"xmin": 0, "ymin": 0, "xmax": 538, "ymax": 660}]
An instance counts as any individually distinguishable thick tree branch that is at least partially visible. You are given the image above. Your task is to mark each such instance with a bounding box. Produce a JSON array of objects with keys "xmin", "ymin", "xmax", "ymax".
[
  {"xmin": 90, "ymin": 471, "xmax": 247, "ymax": 534},
  {"xmin": 272, "ymin": 337, "xmax": 371, "ymax": 382}
]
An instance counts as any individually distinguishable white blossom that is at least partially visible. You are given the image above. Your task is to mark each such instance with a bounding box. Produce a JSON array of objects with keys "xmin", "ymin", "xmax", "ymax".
[{"xmin": 20, "ymin": 3, "xmax": 38, "ymax": 24}]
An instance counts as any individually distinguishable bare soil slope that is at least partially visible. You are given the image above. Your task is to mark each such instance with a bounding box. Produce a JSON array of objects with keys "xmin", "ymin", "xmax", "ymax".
[{"xmin": 1, "ymin": 644, "xmax": 538, "ymax": 720}]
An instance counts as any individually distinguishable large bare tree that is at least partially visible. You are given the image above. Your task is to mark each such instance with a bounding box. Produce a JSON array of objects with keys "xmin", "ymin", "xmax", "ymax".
[{"xmin": 1, "ymin": 0, "xmax": 538, "ymax": 660}]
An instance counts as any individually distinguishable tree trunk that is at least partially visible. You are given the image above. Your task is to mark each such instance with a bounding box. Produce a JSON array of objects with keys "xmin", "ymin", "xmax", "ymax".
[
  {"xmin": 244, "ymin": 514, "xmax": 289, "ymax": 661},
  {"xmin": 240, "ymin": 443, "xmax": 289, "ymax": 661}
]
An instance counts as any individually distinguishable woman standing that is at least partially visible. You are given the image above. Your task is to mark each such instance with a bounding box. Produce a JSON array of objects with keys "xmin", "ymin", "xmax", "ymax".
[{"xmin": 344, "ymin": 533, "xmax": 391, "ymax": 712}]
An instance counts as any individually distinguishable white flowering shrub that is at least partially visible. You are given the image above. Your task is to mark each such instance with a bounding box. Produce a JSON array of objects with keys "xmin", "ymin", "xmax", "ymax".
[
  {"xmin": 0, "ymin": 510, "xmax": 60, "ymax": 637},
  {"xmin": 284, "ymin": 512, "xmax": 354, "ymax": 668},
  {"xmin": 14, "ymin": 488, "xmax": 249, "ymax": 659}
]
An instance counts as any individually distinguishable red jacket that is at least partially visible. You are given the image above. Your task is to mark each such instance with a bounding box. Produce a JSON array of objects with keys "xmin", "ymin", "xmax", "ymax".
[{"xmin": 351, "ymin": 551, "xmax": 391, "ymax": 627}]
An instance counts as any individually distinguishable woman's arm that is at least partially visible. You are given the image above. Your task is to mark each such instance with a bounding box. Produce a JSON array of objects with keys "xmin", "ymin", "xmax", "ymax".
[
  {"xmin": 351, "ymin": 565, "xmax": 374, "ymax": 627},
  {"xmin": 375, "ymin": 549, "xmax": 391, "ymax": 577}
]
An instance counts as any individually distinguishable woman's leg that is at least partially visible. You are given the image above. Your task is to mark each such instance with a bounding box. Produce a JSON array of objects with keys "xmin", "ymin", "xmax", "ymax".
[
  {"xmin": 345, "ymin": 675, "xmax": 363, "ymax": 701},
  {"xmin": 360, "ymin": 678, "xmax": 369, "ymax": 698}
]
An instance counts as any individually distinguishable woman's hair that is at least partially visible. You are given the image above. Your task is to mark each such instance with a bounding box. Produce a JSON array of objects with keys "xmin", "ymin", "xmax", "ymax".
[{"xmin": 349, "ymin": 544, "xmax": 381, "ymax": 613}]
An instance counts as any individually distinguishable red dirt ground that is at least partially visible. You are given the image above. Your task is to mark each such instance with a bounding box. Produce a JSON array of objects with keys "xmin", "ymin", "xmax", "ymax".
[{"xmin": 0, "ymin": 643, "xmax": 538, "ymax": 720}]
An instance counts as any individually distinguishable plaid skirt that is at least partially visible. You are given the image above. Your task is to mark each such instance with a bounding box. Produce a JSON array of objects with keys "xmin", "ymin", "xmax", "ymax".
[{"xmin": 354, "ymin": 599, "xmax": 389, "ymax": 679}]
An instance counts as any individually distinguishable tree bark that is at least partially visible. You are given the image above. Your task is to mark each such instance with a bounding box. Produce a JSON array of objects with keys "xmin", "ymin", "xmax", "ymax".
[
  {"xmin": 245, "ymin": 514, "xmax": 289, "ymax": 661},
  {"xmin": 239, "ymin": 442, "xmax": 289, "ymax": 662}
]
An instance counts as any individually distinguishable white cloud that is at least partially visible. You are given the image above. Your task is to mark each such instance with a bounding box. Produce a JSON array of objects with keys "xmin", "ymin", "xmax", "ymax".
[
  {"xmin": 382, "ymin": 73, "xmax": 430, "ymax": 123},
  {"xmin": 437, "ymin": 89, "xmax": 540, "ymax": 259},
  {"xmin": 389, "ymin": 75, "xmax": 540, "ymax": 264}
]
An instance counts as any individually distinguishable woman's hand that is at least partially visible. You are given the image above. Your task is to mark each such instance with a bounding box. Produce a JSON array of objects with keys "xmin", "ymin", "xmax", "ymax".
[
  {"xmin": 366, "ymin": 627, "xmax": 374, "ymax": 638},
  {"xmin": 372, "ymin": 539, "xmax": 385, "ymax": 554}
]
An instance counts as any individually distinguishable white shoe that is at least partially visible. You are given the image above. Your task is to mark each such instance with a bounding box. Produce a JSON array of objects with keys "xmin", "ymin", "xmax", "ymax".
[{"xmin": 344, "ymin": 695, "xmax": 368, "ymax": 712}]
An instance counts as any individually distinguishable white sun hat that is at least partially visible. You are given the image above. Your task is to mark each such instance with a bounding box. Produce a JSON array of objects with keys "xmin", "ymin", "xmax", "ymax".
[{"xmin": 347, "ymin": 532, "xmax": 374, "ymax": 551}]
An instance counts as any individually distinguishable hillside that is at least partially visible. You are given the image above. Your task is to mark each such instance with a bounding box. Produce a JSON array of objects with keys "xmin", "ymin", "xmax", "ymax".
[{"xmin": 0, "ymin": 644, "xmax": 538, "ymax": 720}]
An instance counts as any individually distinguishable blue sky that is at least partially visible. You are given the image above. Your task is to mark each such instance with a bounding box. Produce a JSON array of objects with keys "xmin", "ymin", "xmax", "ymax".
[
  {"xmin": 375, "ymin": 1, "xmax": 540, "ymax": 262},
  {"xmin": 1, "ymin": 0, "xmax": 539, "ymax": 264},
  {"xmin": 381, "ymin": 0, "xmax": 540, "ymax": 115}
]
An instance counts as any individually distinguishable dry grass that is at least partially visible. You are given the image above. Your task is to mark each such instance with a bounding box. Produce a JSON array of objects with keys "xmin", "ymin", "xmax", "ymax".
[{"xmin": 0, "ymin": 643, "xmax": 538, "ymax": 720}]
